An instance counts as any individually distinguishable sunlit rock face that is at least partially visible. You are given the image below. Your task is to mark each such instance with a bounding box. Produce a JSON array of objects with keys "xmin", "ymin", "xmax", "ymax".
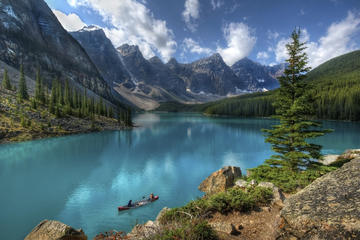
[
  {"xmin": 25, "ymin": 220, "xmax": 87, "ymax": 240},
  {"xmin": 0, "ymin": 0, "xmax": 113, "ymax": 102},
  {"xmin": 279, "ymin": 157, "xmax": 360, "ymax": 239}
]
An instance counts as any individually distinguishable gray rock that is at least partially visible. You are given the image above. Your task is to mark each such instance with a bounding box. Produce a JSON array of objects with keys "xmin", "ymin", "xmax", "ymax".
[
  {"xmin": 235, "ymin": 179, "xmax": 248, "ymax": 188},
  {"xmin": 24, "ymin": 220, "xmax": 87, "ymax": 240},
  {"xmin": 279, "ymin": 158, "xmax": 360, "ymax": 239},
  {"xmin": 127, "ymin": 220, "xmax": 160, "ymax": 240},
  {"xmin": 339, "ymin": 149, "xmax": 360, "ymax": 160},
  {"xmin": 155, "ymin": 207, "xmax": 170, "ymax": 222}
]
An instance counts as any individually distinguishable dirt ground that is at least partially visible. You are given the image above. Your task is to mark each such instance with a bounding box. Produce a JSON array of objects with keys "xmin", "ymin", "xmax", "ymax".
[{"xmin": 208, "ymin": 204, "xmax": 283, "ymax": 240}]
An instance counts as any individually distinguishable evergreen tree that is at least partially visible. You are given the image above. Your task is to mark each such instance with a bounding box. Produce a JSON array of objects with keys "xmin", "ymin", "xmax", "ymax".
[
  {"xmin": 64, "ymin": 79, "xmax": 71, "ymax": 106},
  {"xmin": 49, "ymin": 79, "xmax": 57, "ymax": 114},
  {"xmin": 125, "ymin": 108, "xmax": 133, "ymax": 126},
  {"xmin": 35, "ymin": 67, "xmax": 41, "ymax": 101},
  {"xmin": 2, "ymin": 68, "xmax": 11, "ymax": 90},
  {"xmin": 263, "ymin": 29, "xmax": 330, "ymax": 171},
  {"xmin": 57, "ymin": 81, "xmax": 64, "ymax": 106},
  {"xmin": 108, "ymin": 107, "xmax": 114, "ymax": 118},
  {"xmin": 17, "ymin": 64, "xmax": 29, "ymax": 100}
]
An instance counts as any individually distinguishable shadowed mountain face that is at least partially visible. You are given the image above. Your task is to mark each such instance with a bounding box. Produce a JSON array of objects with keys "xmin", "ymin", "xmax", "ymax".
[
  {"xmin": 0, "ymin": 0, "xmax": 113, "ymax": 101},
  {"xmin": 231, "ymin": 58, "xmax": 283, "ymax": 91},
  {"xmin": 70, "ymin": 26, "xmax": 130, "ymax": 87},
  {"xmin": 183, "ymin": 53, "xmax": 246, "ymax": 95}
]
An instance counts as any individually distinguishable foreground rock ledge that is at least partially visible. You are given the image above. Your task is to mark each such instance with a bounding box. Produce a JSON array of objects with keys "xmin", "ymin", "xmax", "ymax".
[
  {"xmin": 25, "ymin": 220, "xmax": 87, "ymax": 240},
  {"xmin": 279, "ymin": 157, "xmax": 360, "ymax": 239}
]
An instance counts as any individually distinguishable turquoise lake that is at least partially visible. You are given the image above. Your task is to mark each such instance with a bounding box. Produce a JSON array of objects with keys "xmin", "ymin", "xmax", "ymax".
[{"xmin": 0, "ymin": 113, "xmax": 359, "ymax": 239}]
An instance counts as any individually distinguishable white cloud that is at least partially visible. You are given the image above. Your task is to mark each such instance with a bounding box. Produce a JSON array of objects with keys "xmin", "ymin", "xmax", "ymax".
[
  {"xmin": 267, "ymin": 30, "xmax": 279, "ymax": 40},
  {"xmin": 52, "ymin": 9, "xmax": 86, "ymax": 32},
  {"xmin": 211, "ymin": 0, "xmax": 224, "ymax": 10},
  {"xmin": 182, "ymin": 0, "xmax": 200, "ymax": 32},
  {"xmin": 182, "ymin": 38, "xmax": 212, "ymax": 55},
  {"xmin": 67, "ymin": 0, "xmax": 177, "ymax": 61},
  {"xmin": 217, "ymin": 22, "xmax": 257, "ymax": 66},
  {"xmin": 257, "ymin": 51, "xmax": 269, "ymax": 60},
  {"xmin": 274, "ymin": 12, "xmax": 360, "ymax": 68}
]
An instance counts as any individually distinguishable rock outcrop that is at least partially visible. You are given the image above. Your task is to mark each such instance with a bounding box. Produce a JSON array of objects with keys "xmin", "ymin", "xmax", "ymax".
[
  {"xmin": 339, "ymin": 149, "xmax": 360, "ymax": 160},
  {"xmin": 127, "ymin": 207, "xmax": 170, "ymax": 239},
  {"xmin": 321, "ymin": 149, "xmax": 360, "ymax": 166},
  {"xmin": 24, "ymin": 220, "xmax": 87, "ymax": 240},
  {"xmin": 199, "ymin": 166, "xmax": 241, "ymax": 195},
  {"xmin": 279, "ymin": 157, "xmax": 360, "ymax": 239}
]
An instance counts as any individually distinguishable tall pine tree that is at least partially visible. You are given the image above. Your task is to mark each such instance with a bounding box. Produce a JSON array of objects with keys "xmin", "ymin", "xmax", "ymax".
[
  {"xmin": 17, "ymin": 64, "xmax": 29, "ymax": 101},
  {"xmin": 2, "ymin": 68, "xmax": 12, "ymax": 90},
  {"xmin": 263, "ymin": 28, "xmax": 330, "ymax": 171}
]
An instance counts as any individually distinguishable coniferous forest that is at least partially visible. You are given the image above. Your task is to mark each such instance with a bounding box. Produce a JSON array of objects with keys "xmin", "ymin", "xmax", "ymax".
[{"xmin": 202, "ymin": 50, "xmax": 360, "ymax": 121}]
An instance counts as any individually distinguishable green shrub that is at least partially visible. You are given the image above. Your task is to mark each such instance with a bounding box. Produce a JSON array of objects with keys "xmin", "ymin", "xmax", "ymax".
[
  {"xmin": 248, "ymin": 187, "xmax": 273, "ymax": 205},
  {"xmin": 209, "ymin": 192, "xmax": 232, "ymax": 214},
  {"xmin": 190, "ymin": 221, "xmax": 218, "ymax": 240},
  {"xmin": 152, "ymin": 220, "xmax": 218, "ymax": 240},
  {"xmin": 247, "ymin": 164, "xmax": 336, "ymax": 193}
]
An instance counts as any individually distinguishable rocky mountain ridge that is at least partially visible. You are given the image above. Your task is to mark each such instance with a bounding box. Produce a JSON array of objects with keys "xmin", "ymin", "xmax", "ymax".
[
  {"xmin": 0, "ymin": 0, "xmax": 115, "ymax": 104},
  {"xmin": 71, "ymin": 27, "xmax": 284, "ymax": 109}
]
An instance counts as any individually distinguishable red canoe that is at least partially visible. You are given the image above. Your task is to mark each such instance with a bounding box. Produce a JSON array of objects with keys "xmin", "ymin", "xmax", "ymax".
[{"xmin": 118, "ymin": 196, "xmax": 159, "ymax": 211}]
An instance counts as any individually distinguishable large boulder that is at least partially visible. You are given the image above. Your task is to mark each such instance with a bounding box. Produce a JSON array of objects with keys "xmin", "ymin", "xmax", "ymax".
[
  {"xmin": 24, "ymin": 220, "xmax": 87, "ymax": 240},
  {"xmin": 199, "ymin": 166, "xmax": 242, "ymax": 195},
  {"xmin": 279, "ymin": 158, "xmax": 360, "ymax": 239}
]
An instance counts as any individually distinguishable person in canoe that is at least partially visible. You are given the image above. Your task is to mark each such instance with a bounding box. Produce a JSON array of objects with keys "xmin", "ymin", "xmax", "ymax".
[
  {"xmin": 127, "ymin": 200, "xmax": 132, "ymax": 207},
  {"xmin": 149, "ymin": 193, "xmax": 154, "ymax": 201}
]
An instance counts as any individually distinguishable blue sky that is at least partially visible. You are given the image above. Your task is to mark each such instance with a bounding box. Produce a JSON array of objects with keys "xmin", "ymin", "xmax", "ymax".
[{"xmin": 46, "ymin": 0, "xmax": 360, "ymax": 67}]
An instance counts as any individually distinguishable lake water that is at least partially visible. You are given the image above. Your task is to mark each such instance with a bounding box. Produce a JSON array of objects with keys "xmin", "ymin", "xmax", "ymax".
[{"xmin": 0, "ymin": 113, "xmax": 359, "ymax": 239}]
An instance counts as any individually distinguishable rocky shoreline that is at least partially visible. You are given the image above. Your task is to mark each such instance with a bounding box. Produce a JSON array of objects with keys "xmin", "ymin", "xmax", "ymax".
[{"xmin": 24, "ymin": 150, "xmax": 360, "ymax": 240}]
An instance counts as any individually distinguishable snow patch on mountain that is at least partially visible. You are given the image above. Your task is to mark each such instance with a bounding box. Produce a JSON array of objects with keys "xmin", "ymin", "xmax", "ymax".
[{"xmin": 3, "ymin": 5, "xmax": 19, "ymax": 21}]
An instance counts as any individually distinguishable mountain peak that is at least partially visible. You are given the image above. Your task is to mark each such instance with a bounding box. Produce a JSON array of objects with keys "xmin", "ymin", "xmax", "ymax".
[
  {"xmin": 167, "ymin": 57, "xmax": 178, "ymax": 65},
  {"xmin": 209, "ymin": 53, "xmax": 223, "ymax": 60},
  {"xmin": 117, "ymin": 44, "xmax": 142, "ymax": 56},
  {"xmin": 149, "ymin": 56, "xmax": 163, "ymax": 65}
]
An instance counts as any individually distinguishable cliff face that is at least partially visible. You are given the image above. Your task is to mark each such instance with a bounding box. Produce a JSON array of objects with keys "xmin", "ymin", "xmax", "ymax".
[
  {"xmin": 231, "ymin": 58, "xmax": 282, "ymax": 91},
  {"xmin": 183, "ymin": 53, "xmax": 246, "ymax": 95},
  {"xmin": 70, "ymin": 26, "xmax": 130, "ymax": 87},
  {"xmin": 279, "ymin": 157, "xmax": 360, "ymax": 239},
  {"xmin": 0, "ymin": 0, "xmax": 113, "ymax": 102}
]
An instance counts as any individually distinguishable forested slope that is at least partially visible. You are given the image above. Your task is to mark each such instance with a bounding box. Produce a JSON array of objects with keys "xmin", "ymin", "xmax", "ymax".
[{"xmin": 199, "ymin": 50, "xmax": 360, "ymax": 121}]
